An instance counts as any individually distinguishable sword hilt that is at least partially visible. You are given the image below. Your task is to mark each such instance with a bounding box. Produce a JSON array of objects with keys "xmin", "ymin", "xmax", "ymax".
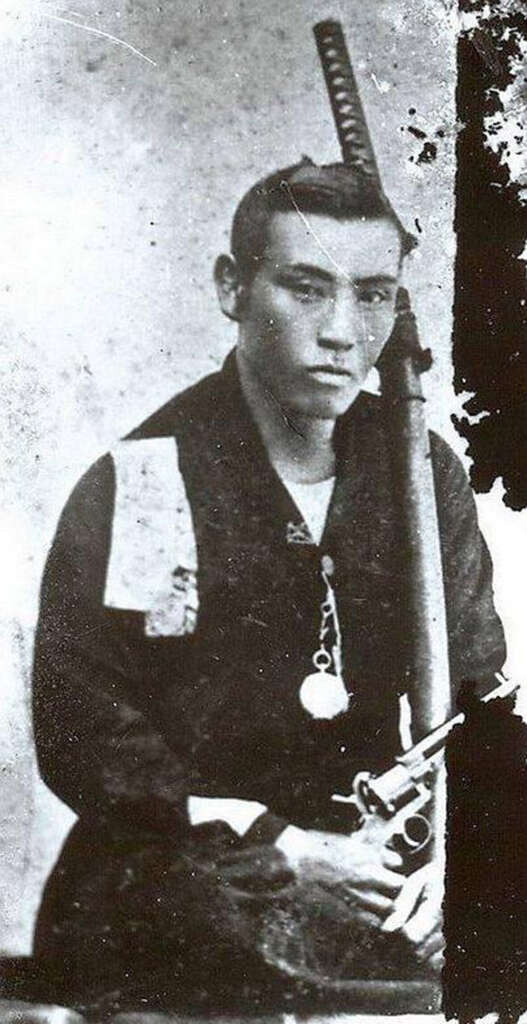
[{"xmin": 313, "ymin": 19, "xmax": 381, "ymax": 182}]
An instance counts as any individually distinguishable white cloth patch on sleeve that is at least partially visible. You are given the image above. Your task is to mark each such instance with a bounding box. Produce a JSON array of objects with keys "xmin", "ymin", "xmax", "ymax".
[{"xmin": 104, "ymin": 437, "xmax": 198, "ymax": 635}]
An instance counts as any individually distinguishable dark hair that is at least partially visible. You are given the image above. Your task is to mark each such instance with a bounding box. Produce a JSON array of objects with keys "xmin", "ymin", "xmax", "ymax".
[{"xmin": 230, "ymin": 158, "xmax": 416, "ymax": 283}]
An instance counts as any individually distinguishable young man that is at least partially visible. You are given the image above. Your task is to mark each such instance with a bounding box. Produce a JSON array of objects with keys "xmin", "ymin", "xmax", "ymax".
[{"xmin": 32, "ymin": 160, "xmax": 505, "ymax": 1012}]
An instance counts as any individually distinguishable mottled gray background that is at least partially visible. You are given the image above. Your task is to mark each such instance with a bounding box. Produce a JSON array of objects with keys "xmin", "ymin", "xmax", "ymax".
[{"xmin": 0, "ymin": 0, "xmax": 525, "ymax": 955}]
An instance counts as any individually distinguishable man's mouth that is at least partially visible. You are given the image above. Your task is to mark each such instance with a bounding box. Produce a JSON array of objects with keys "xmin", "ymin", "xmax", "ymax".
[{"xmin": 307, "ymin": 365, "xmax": 353, "ymax": 384}]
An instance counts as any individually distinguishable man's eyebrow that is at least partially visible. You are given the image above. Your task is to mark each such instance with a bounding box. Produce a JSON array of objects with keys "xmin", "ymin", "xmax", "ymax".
[
  {"xmin": 277, "ymin": 265, "xmax": 398, "ymax": 287},
  {"xmin": 277, "ymin": 262, "xmax": 335, "ymax": 282},
  {"xmin": 355, "ymin": 274, "xmax": 398, "ymax": 286}
]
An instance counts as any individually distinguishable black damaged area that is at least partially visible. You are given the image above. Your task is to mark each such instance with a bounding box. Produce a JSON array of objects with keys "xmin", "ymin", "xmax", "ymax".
[
  {"xmin": 444, "ymin": 681, "xmax": 527, "ymax": 1022},
  {"xmin": 402, "ymin": 119, "xmax": 443, "ymax": 165},
  {"xmin": 453, "ymin": 1, "xmax": 527, "ymax": 510}
]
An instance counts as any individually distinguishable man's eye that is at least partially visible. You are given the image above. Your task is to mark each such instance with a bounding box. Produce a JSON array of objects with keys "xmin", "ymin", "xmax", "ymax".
[
  {"xmin": 358, "ymin": 288, "xmax": 392, "ymax": 306},
  {"xmin": 287, "ymin": 281, "xmax": 326, "ymax": 302}
]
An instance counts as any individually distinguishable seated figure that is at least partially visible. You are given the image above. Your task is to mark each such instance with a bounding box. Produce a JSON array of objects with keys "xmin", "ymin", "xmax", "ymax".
[{"xmin": 31, "ymin": 158, "xmax": 506, "ymax": 1016}]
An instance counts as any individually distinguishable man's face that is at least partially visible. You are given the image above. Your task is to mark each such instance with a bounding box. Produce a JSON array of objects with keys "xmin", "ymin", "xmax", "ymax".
[{"xmin": 236, "ymin": 210, "xmax": 401, "ymax": 420}]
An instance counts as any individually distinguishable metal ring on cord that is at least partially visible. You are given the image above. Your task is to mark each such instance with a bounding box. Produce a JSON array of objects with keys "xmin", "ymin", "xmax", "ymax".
[{"xmin": 313, "ymin": 648, "xmax": 333, "ymax": 671}]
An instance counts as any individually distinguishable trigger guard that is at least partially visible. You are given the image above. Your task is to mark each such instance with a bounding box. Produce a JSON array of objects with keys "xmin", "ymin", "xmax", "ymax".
[{"xmin": 353, "ymin": 771, "xmax": 375, "ymax": 814}]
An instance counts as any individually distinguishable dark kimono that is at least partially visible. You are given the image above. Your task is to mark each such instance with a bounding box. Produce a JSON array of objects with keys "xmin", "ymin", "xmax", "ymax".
[{"xmin": 32, "ymin": 351, "xmax": 506, "ymax": 1013}]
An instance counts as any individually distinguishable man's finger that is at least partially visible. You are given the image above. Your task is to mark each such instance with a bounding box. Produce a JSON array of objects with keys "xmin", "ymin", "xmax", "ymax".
[
  {"xmin": 381, "ymin": 869, "xmax": 425, "ymax": 932},
  {"xmin": 382, "ymin": 847, "xmax": 404, "ymax": 871},
  {"xmin": 416, "ymin": 928, "xmax": 444, "ymax": 962},
  {"xmin": 402, "ymin": 893, "xmax": 442, "ymax": 944},
  {"xmin": 426, "ymin": 948, "xmax": 445, "ymax": 974},
  {"xmin": 412, "ymin": 920, "xmax": 444, "ymax": 960},
  {"xmin": 343, "ymin": 887, "xmax": 394, "ymax": 915},
  {"xmin": 366, "ymin": 866, "xmax": 405, "ymax": 895}
]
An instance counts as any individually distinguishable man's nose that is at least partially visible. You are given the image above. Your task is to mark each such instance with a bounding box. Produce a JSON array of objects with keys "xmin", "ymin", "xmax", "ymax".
[{"xmin": 318, "ymin": 291, "xmax": 357, "ymax": 350}]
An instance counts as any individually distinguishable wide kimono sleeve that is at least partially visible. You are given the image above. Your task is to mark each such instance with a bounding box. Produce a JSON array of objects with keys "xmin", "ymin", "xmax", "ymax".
[
  {"xmin": 32, "ymin": 453, "xmax": 191, "ymax": 837},
  {"xmin": 432, "ymin": 434, "xmax": 507, "ymax": 695}
]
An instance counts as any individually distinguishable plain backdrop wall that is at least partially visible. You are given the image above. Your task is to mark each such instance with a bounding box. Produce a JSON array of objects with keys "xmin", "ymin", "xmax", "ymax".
[{"xmin": 0, "ymin": 0, "xmax": 525, "ymax": 954}]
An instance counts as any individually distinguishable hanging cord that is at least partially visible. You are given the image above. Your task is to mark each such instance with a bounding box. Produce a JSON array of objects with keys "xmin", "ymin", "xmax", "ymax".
[{"xmin": 298, "ymin": 559, "xmax": 351, "ymax": 720}]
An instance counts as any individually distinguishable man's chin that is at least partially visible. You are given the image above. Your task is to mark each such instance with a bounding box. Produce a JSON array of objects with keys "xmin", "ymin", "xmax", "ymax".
[{"xmin": 291, "ymin": 388, "xmax": 361, "ymax": 421}]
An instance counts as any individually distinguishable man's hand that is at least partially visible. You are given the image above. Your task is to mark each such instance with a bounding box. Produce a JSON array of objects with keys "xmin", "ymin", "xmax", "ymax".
[
  {"xmin": 381, "ymin": 860, "xmax": 444, "ymax": 970},
  {"xmin": 276, "ymin": 825, "xmax": 404, "ymax": 922}
]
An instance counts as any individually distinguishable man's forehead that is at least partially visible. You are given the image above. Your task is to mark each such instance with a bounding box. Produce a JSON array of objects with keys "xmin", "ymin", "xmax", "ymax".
[{"xmin": 263, "ymin": 210, "xmax": 400, "ymax": 280}]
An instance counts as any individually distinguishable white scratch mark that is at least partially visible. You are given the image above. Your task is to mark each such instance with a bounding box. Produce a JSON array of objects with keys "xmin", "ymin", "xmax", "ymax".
[
  {"xmin": 279, "ymin": 180, "xmax": 370, "ymax": 348},
  {"xmin": 280, "ymin": 181, "xmax": 351, "ymax": 281},
  {"xmin": 371, "ymin": 72, "xmax": 391, "ymax": 94},
  {"xmin": 44, "ymin": 12, "xmax": 157, "ymax": 66}
]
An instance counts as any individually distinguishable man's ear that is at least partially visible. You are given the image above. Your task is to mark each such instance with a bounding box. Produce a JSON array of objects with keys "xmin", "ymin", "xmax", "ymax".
[{"xmin": 214, "ymin": 254, "xmax": 247, "ymax": 322}]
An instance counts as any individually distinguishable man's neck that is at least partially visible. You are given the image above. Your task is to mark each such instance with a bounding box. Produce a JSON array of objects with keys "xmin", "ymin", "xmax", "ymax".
[{"xmin": 236, "ymin": 350, "xmax": 336, "ymax": 484}]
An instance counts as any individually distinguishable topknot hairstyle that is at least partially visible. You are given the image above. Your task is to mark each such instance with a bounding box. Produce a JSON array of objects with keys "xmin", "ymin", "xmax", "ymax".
[{"xmin": 230, "ymin": 157, "xmax": 416, "ymax": 283}]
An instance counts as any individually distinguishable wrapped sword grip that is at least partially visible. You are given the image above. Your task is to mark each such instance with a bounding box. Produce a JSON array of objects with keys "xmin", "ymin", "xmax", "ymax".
[{"xmin": 313, "ymin": 19, "xmax": 381, "ymax": 180}]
